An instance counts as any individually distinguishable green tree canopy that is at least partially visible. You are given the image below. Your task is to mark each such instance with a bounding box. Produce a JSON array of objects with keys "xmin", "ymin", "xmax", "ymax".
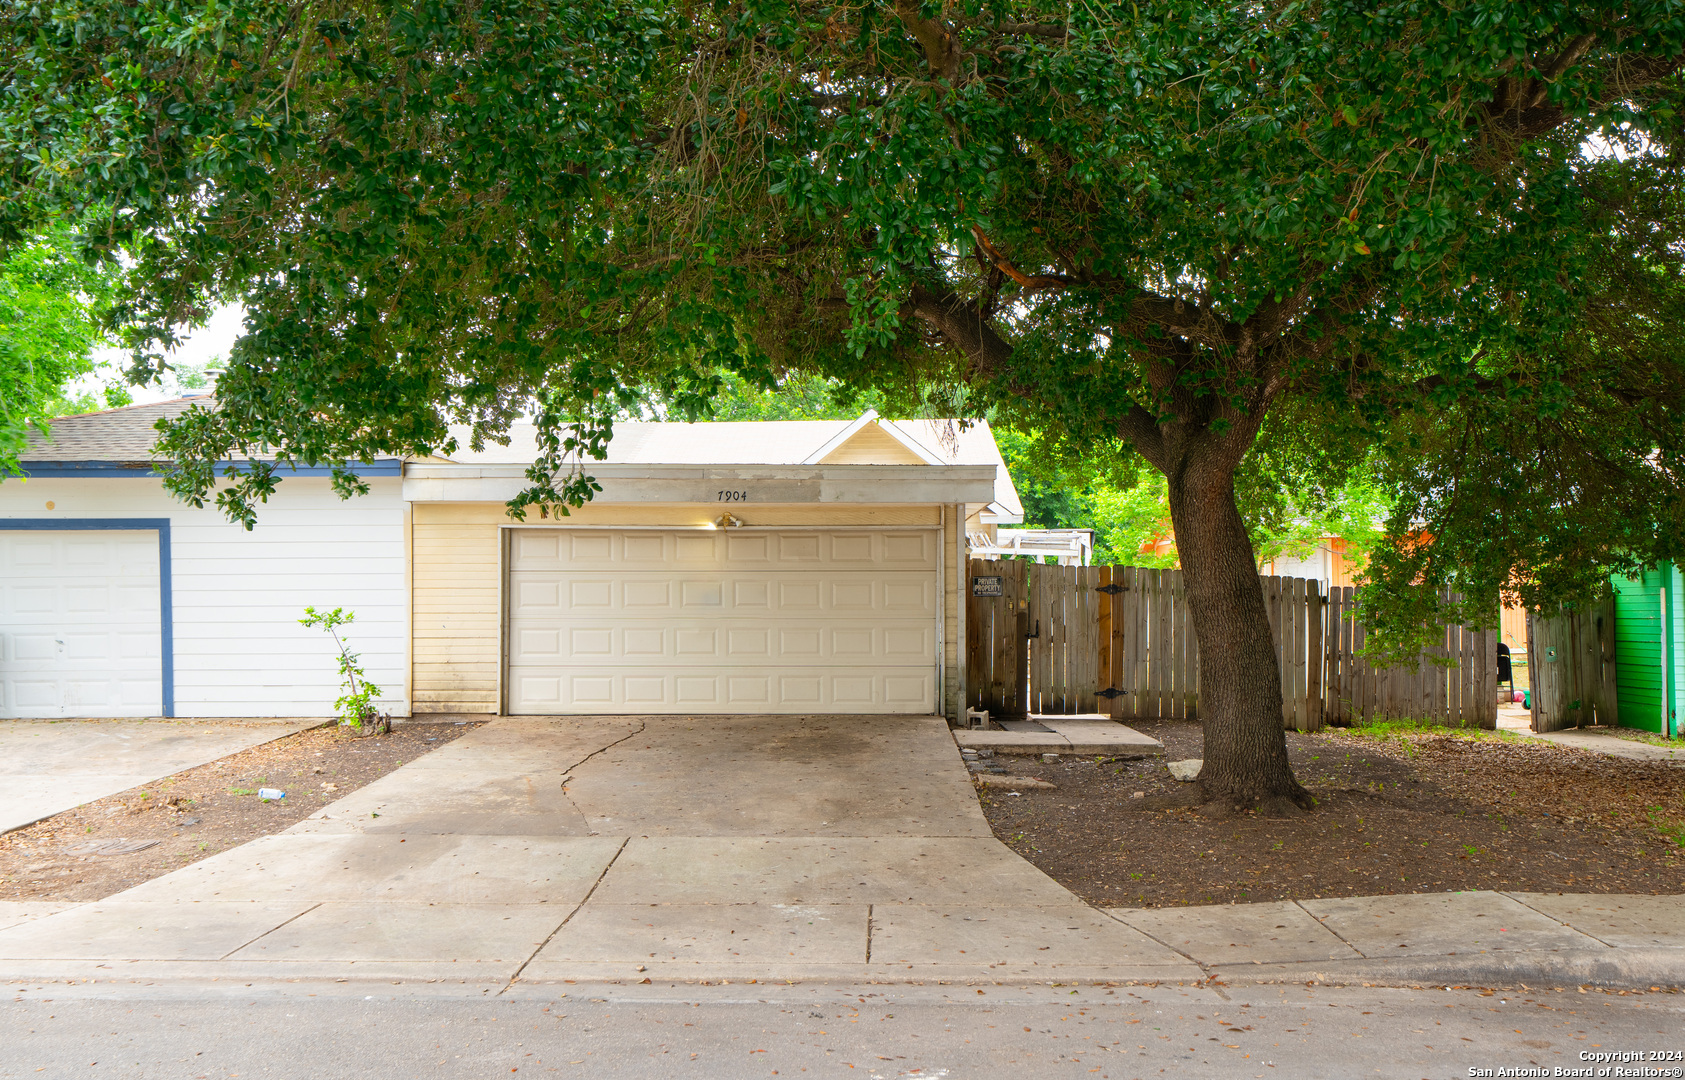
[
  {"xmin": 0, "ymin": 224, "xmax": 127, "ymax": 474},
  {"xmin": 6, "ymin": 0, "xmax": 1683, "ymax": 806}
]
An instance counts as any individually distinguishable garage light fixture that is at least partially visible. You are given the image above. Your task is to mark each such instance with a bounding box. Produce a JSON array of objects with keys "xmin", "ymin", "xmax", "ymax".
[{"xmin": 714, "ymin": 512, "xmax": 746, "ymax": 528}]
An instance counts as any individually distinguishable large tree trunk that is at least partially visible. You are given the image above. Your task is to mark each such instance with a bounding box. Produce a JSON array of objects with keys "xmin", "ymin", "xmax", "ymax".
[{"xmin": 1165, "ymin": 452, "xmax": 1314, "ymax": 811}]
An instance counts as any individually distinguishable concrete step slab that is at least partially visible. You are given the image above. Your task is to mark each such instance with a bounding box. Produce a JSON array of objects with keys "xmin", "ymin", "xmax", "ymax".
[
  {"xmin": 1039, "ymin": 719, "xmax": 1166, "ymax": 756},
  {"xmin": 954, "ymin": 719, "xmax": 1164, "ymax": 757}
]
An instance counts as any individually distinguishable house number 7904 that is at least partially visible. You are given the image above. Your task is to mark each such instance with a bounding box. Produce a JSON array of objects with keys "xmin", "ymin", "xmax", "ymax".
[{"xmin": 717, "ymin": 490, "xmax": 748, "ymax": 502}]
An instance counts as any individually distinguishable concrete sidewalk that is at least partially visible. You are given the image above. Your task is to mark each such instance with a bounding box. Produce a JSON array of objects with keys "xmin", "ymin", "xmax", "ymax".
[
  {"xmin": 1110, "ymin": 890, "xmax": 1685, "ymax": 989},
  {"xmin": 0, "ymin": 718, "xmax": 320, "ymax": 834},
  {"xmin": 1529, "ymin": 726, "xmax": 1685, "ymax": 765}
]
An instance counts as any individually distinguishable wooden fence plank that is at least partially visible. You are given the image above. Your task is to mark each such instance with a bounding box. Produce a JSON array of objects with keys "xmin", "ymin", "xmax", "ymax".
[
  {"xmin": 1120, "ymin": 567, "xmax": 1140, "ymax": 718},
  {"xmin": 1157, "ymin": 569, "xmax": 1174, "ymax": 720},
  {"xmin": 1172, "ymin": 569, "xmax": 1186, "ymax": 721},
  {"xmin": 1461, "ymin": 620, "xmax": 1475, "ymax": 726},
  {"xmin": 1352, "ymin": 611, "xmax": 1370, "ymax": 721},
  {"xmin": 1294, "ymin": 578, "xmax": 1310, "ymax": 729},
  {"xmin": 1111, "ymin": 569, "xmax": 1127, "ymax": 717},
  {"xmin": 1014, "ymin": 559, "xmax": 1031, "ymax": 715},
  {"xmin": 1097, "ymin": 567, "xmax": 1113, "ymax": 716},
  {"xmin": 1029, "ymin": 562, "xmax": 1049, "ymax": 713},
  {"xmin": 1306, "ymin": 580, "xmax": 1324, "ymax": 731},
  {"xmin": 1051, "ymin": 561, "xmax": 1064, "ymax": 714},
  {"xmin": 1077, "ymin": 566, "xmax": 1098, "ymax": 713},
  {"xmin": 1186, "ymin": 579, "xmax": 1201, "ymax": 721},
  {"xmin": 1139, "ymin": 569, "xmax": 1157, "ymax": 719}
]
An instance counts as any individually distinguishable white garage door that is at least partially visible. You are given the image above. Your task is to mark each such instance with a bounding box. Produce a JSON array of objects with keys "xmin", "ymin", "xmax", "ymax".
[
  {"xmin": 507, "ymin": 528, "xmax": 939, "ymax": 714},
  {"xmin": 0, "ymin": 529, "xmax": 164, "ymax": 718}
]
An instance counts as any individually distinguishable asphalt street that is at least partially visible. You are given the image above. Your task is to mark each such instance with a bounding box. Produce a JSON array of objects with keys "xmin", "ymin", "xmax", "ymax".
[{"xmin": 3, "ymin": 981, "xmax": 1680, "ymax": 1080}]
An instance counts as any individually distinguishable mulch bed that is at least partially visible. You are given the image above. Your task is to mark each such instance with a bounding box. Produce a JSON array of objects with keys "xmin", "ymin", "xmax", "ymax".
[
  {"xmin": 977, "ymin": 719, "xmax": 1685, "ymax": 908},
  {"xmin": 0, "ymin": 721, "xmax": 481, "ymax": 903}
]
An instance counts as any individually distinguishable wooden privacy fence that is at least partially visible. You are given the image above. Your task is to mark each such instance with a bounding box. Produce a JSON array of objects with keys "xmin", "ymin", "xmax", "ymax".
[
  {"xmin": 966, "ymin": 561, "xmax": 1498, "ymax": 729},
  {"xmin": 1323, "ymin": 587, "xmax": 1498, "ymax": 728}
]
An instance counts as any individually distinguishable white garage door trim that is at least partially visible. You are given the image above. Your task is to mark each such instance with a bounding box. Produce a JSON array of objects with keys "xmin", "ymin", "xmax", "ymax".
[
  {"xmin": 501, "ymin": 525, "xmax": 943, "ymax": 715},
  {"xmin": 0, "ymin": 518, "xmax": 174, "ymax": 718}
]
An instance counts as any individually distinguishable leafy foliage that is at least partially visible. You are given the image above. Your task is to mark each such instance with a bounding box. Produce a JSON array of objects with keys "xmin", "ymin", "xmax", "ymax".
[{"xmin": 0, "ymin": 224, "xmax": 127, "ymax": 475}]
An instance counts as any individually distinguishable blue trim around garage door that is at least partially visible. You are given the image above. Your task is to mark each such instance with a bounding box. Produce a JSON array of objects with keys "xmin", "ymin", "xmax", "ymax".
[
  {"xmin": 20, "ymin": 460, "xmax": 403, "ymax": 479},
  {"xmin": 0, "ymin": 518, "xmax": 174, "ymax": 718}
]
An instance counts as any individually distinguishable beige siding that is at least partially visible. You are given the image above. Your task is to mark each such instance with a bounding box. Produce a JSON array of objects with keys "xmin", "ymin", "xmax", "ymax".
[
  {"xmin": 410, "ymin": 502, "xmax": 950, "ymax": 715},
  {"xmin": 818, "ymin": 424, "xmax": 926, "ymax": 465}
]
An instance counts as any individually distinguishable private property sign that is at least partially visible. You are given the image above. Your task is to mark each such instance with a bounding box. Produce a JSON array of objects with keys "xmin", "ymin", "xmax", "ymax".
[{"xmin": 972, "ymin": 575, "xmax": 1003, "ymax": 597}]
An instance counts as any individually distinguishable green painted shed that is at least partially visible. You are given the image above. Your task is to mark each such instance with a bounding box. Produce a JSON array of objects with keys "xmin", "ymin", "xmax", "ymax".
[{"xmin": 1612, "ymin": 561, "xmax": 1683, "ymax": 738}]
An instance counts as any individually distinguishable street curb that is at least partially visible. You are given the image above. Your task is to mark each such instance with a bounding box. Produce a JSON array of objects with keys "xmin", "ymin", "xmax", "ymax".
[{"xmin": 1207, "ymin": 947, "xmax": 1685, "ymax": 990}]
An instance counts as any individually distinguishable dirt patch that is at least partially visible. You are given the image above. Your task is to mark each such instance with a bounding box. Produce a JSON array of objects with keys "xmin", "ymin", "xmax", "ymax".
[
  {"xmin": 0, "ymin": 721, "xmax": 481, "ymax": 902},
  {"xmin": 976, "ymin": 719, "xmax": 1685, "ymax": 908}
]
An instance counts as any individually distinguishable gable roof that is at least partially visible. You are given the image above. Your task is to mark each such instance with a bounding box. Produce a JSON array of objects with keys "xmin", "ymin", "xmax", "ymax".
[{"xmin": 438, "ymin": 413, "xmax": 1023, "ymax": 518}]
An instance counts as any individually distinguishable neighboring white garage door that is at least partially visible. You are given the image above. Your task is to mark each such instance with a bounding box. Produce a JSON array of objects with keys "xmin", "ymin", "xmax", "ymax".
[
  {"xmin": 507, "ymin": 528, "xmax": 939, "ymax": 714},
  {"xmin": 0, "ymin": 529, "xmax": 164, "ymax": 718}
]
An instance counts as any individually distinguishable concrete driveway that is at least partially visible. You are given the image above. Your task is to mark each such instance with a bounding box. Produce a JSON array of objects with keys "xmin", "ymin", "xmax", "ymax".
[
  {"xmin": 0, "ymin": 715, "xmax": 1197, "ymax": 986},
  {"xmin": 0, "ymin": 718, "xmax": 318, "ymax": 834}
]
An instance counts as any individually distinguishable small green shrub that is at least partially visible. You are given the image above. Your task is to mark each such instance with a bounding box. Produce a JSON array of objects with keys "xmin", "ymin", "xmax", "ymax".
[{"xmin": 301, "ymin": 605, "xmax": 382, "ymax": 728}]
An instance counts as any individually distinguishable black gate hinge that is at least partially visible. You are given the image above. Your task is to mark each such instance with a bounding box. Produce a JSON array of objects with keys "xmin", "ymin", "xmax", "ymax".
[
  {"xmin": 1096, "ymin": 687, "xmax": 1129, "ymax": 699},
  {"xmin": 1095, "ymin": 583, "xmax": 1126, "ymax": 595}
]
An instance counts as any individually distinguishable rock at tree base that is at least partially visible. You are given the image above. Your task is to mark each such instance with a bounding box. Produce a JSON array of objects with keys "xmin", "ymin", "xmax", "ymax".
[{"xmin": 1166, "ymin": 759, "xmax": 1203, "ymax": 782}]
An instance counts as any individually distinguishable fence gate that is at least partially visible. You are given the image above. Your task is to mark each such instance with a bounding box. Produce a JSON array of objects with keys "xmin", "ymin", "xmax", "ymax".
[
  {"xmin": 1528, "ymin": 597, "xmax": 1618, "ymax": 731},
  {"xmin": 1094, "ymin": 566, "xmax": 1200, "ymax": 722},
  {"xmin": 1025, "ymin": 563, "xmax": 1099, "ymax": 713},
  {"xmin": 965, "ymin": 559, "xmax": 1026, "ymax": 716}
]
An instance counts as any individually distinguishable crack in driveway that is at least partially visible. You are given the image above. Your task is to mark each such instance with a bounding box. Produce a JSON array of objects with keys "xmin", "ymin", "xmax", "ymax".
[{"xmin": 558, "ymin": 721, "xmax": 647, "ymax": 835}]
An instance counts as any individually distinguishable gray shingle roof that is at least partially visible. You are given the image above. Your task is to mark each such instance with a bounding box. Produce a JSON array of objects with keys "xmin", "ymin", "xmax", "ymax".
[{"xmin": 20, "ymin": 397, "xmax": 214, "ymax": 462}]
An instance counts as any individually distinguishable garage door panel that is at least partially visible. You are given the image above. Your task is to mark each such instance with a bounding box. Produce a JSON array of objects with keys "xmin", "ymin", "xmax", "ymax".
[
  {"xmin": 511, "ymin": 529, "xmax": 939, "ymax": 574},
  {"xmin": 12, "ymin": 586, "xmax": 55, "ymax": 615},
  {"xmin": 507, "ymin": 666, "xmax": 935, "ymax": 714},
  {"xmin": 511, "ymin": 571, "xmax": 936, "ymax": 619},
  {"xmin": 509, "ymin": 620, "xmax": 936, "ymax": 665},
  {"xmin": 1, "ymin": 530, "xmax": 164, "ymax": 719}
]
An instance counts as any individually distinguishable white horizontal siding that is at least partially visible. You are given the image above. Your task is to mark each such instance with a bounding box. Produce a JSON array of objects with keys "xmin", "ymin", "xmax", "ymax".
[{"xmin": 0, "ymin": 476, "xmax": 407, "ymax": 718}]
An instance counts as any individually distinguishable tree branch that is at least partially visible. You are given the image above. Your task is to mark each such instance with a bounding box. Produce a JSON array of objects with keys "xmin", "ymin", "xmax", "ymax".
[
  {"xmin": 970, "ymin": 227, "xmax": 1071, "ymax": 291},
  {"xmin": 896, "ymin": 0, "xmax": 959, "ymax": 81},
  {"xmin": 903, "ymin": 284, "xmax": 1013, "ymax": 373}
]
